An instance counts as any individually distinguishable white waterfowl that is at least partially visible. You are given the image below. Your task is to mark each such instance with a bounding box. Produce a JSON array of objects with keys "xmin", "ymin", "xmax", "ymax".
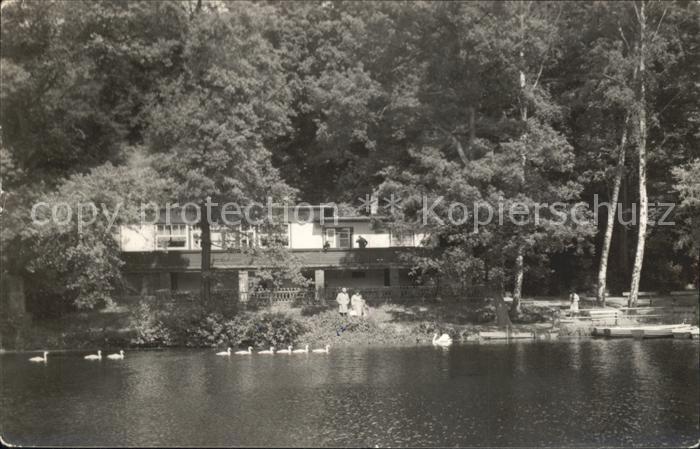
[
  {"xmin": 432, "ymin": 333, "xmax": 453, "ymax": 346},
  {"xmin": 277, "ymin": 345, "xmax": 293, "ymax": 354},
  {"xmin": 292, "ymin": 344, "xmax": 309, "ymax": 354},
  {"xmin": 312, "ymin": 345, "xmax": 330, "ymax": 354},
  {"xmin": 258, "ymin": 346, "xmax": 275, "ymax": 354},
  {"xmin": 216, "ymin": 347, "xmax": 232, "ymax": 356},
  {"xmin": 84, "ymin": 350, "xmax": 102, "ymax": 360},
  {"xmin": 107, "ymin": 350, "xmax": 125, "ymax": 360},
  {"xmin": 29, "ymin": 351, "xmax": 48, "ymax": 363},
  {"xmin": 234, "ymin": 346, "xmax": 253, "ymax": 355}
]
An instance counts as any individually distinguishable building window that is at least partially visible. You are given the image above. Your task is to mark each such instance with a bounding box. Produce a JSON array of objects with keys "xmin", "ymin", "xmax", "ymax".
[
  {"xmin": 258, "ymin": 223, "xmax": 290, "ymax": 248},
  {"xmin": 237, "ymin": 223, "xmax": 256, "ymax": 248},
  {"xmin": 156, "ymin": 224, "xmax": 188, "ymax": 249},
  {"xmin": 322, "ymin": 206, "xmax": 336, "ymax": 220},
  {"xmin": 220, "ymin": 224, "xmax": 290, "ymax": 249},
  {"xmin": 191, "ymin": 225, "xmax": 225, "ymax": 250},
  {"xmin": 390, "ymin": 231, "xmax": 414, "ymax": 247},
  {"xmin": 324, "ymin": 227, "xmax": 352, "ymax": 249},
  {"xmin": 351, "ymin": 271, "xmax": 366, "ymax": 279}
]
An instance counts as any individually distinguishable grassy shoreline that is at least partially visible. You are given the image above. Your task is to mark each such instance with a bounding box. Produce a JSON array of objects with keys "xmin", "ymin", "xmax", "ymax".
[{"xmin": 2, "ymin": 301, "xmax": 563, "ymax": 351}]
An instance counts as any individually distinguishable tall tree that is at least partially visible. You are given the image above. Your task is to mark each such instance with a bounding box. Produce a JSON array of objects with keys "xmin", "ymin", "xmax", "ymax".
[
  {"xmin": 557, "ymin": 2, "xmax": 639, "ymax": 306},
  {"xmin": 1, "ymin": 0, "xmax": 189, "ymax": 309},
  {"xmin": 25, "ymin": 156, "xmax": 171, "ymax": 310},
  {"xmin": 628, "ymin": 1, "xmax": 649, "ymax": 307},
  {"xmin": 378, "ymin": 1, "xmax": 594, "ymax": 319},
  {"xmin": 145, "ymin": 2, "xmax": 295, "ymax": 302}
]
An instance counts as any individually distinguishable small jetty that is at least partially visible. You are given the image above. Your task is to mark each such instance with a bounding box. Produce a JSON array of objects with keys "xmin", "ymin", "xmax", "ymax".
[
  {"xmin": 593, "ymin": 324, "xmax": 699, "ymax": 339},
  {"xmin": 672, "ymin": 326, "xmax": 700, "ymax": 339},
  {"xmin": 480, "ymin": 330, "xmax": 533, "ymax": 340},
  {"xmin": 478, "ymin": 328, "xmax": 559, "ymax": 340}
]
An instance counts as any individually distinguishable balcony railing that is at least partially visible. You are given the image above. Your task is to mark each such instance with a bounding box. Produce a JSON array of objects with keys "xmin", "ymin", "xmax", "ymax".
[{"xmin": 121, "ymin": 247, "xmax": 426, "ymax": 271}]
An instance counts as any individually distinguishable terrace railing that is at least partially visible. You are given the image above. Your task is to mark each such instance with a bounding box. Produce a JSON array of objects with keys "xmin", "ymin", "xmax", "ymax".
[
  {"xmin": 249, "ymin": 287, "xmax": 314, "ymax": 306},
  {"xmin": 153, "ymin": 288, "xmax": 239, "ymax": 307},
  {"xmin": 148, "ymin": 283, "xmax": 495, "ymax": 307}
]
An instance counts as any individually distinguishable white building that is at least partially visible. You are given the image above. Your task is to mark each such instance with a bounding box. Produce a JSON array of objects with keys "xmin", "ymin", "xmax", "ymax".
[{"xmin": 119, "ymin": 206, "xmax": 427, "ymax": 301}]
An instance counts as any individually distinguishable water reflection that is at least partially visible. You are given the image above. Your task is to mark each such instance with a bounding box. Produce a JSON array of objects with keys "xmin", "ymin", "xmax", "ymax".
[{"xmin": 1, "ymin": 340, "xmax": 698, "ymax": 447}]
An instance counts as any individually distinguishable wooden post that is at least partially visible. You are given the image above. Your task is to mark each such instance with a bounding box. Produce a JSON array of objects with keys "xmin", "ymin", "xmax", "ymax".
[
  {"xmin": 238, "ymin": 270, "xmax": 249, "ymax": 303},
  {"xmin": 390, "ymin": 268, "xmax": 400, "ymax": 302},
  {"xmin": 314, "ymin": 269, "xmax": 325, "ymax": 304},
  {"xmin": 200, "ymin": 204, "xmax": 212, "ymax": 303},
  {"xmin": 159, "ymin": 272, "xmax": 172, "ymax": 291},
  {"xmin": 140, "ymin": 274, "xmax": 151, "ymax": 295}
]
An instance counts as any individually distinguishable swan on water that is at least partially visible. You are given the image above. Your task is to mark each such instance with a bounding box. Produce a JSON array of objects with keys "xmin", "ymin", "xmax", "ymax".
[
  {"xmin": 84, "ymin": 350, "xmax": 102, "ymax": 360},
  {"xmin": 29, "ymin": 351, "xmax": 48, "ymax": 363},
  {"xmin": 258, "ymin": 346, "xmax": 275, "ymax": 354},
  {"xmin": 277, "ymin": 345, "xmax": 293, "ymax": 354},
  {"xmin": 432, "ymin": 333, "xmax": 453, "ymax": 346},
  {"xmin": 292, "ymin": 344, "xmax": 309, "ymax": 354},
  {"xmin": 312, "ymin": 345, "xmax": 330, "ymax": 354},
  {"xmin": 234, "ymin": 347, "xmax": 253, "ymax": 355},
  {"xmin": 107, "ymin": 350, "xmax": 125, "ymax": 360},
  {"xmin": 216, "ymin": 347, "xmax": 232, "ymax": 356}
]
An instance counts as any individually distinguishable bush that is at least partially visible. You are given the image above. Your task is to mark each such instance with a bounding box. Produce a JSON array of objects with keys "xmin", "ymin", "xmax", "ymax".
[
  {"xmin": 416, "ymin": 321, "xmax": 458, "ymax": 339},
  {"xmin": 173, "ymin": 311, "xmax": 306, "ymax": 349},
  {"xmin": 129, "ymin": 303, "xmax": 174, "ymax": 347},
  {"xmin": 300, "ymin": 304, "xmax": 328, "ymax": 317},
  {"xmin": 240, "ymin": 313, "xmax": 306, "ymax": 348},
  {"xmin": 183, "ymin": 312, "xmax": 228, "ymax": 347}
]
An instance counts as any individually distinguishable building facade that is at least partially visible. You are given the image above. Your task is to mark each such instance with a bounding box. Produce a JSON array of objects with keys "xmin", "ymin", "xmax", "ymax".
[{"xmin": 119, "ymin": 206, "xmax": 426, "ymax": 302}]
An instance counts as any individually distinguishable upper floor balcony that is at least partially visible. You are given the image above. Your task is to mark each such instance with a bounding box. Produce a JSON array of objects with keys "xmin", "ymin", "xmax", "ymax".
[
  {"xmin": 118, "ymin": 220, "xmax": 425, "ymax": 253},
  {"xmin": 121, "ymin": 247, "xmax": 428, "ymax": 272}
]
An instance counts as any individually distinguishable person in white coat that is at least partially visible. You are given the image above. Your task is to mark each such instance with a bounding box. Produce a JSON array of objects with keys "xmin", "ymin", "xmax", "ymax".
[
  {"xmin": 336, "ymin": 287, "xmax": 350, "ymax": 317},
  {"xmin": 569, "ymin": 290, "xmax": 580, "ymax": 315}
]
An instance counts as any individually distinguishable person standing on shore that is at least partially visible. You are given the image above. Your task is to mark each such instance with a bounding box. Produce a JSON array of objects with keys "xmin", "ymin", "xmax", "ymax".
[
  {"xmin": 569, "ymin": 290, "xmax": 580, "ymax": 316},
  {"xmin": 336, "ymin": 287, "xmax": 350, "ymax": 317},
  {"xmin": 350, "ymin": 291, "xmax": 364, "ymax": 317}
]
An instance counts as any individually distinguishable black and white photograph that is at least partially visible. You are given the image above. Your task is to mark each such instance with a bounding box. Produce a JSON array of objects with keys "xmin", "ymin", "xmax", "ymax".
[{"xmin": 0, "ymin": 0, "xmax": 698, "ymax": 447}]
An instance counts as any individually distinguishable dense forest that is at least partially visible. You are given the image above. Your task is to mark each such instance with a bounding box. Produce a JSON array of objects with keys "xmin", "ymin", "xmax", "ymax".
[{"xmin": 1, "ymin": 1, "xmax": 698, "ymax": 314}]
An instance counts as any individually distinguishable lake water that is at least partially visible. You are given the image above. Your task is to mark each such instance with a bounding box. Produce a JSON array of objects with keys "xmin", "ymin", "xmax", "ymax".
[{"xmin": 1, "ymin": 339, "xmax": 698, "ymax": 447}]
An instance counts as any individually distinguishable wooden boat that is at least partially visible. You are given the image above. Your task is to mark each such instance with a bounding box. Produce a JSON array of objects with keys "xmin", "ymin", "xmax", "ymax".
[
  {"xmin": 603, "ymin": 327, "xmax": 635, "ymax": 337},
  {"xmin": 509, "ymin": 332, "xmax": 534, "ymax": 339},
  {"xmin": 479, "ymin": 330, "xmax": 534, "ymax": 340},
  {"xmin": 672, "ymin": 326, "xmax": 699, "ymax": 339},
  {"xmin": 479, "ymin": 331, "xmax": 508, "ymax": 339},
  {"xmin": 601, "ymin": 324, "xmax": 692, "ymax": 339}
]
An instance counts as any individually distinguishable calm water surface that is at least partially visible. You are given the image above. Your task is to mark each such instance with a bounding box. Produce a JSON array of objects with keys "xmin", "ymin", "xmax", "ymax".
[{"xmin": 1, "ymin": 339, "xmax": 698, "ymax": 447}]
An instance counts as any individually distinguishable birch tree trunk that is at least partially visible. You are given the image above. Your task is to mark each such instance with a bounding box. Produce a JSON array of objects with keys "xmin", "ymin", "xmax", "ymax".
[
  {"xmin": 512, "ymin": 11, "xmax": 528, "ymax": 313},
  {"xmin": 597, "ymin": 115, "xmax": 631, "ymax": 307},
  {"xmin": 512, "ymin": 246, "xmax": 524, "ymax": 313},
  {"xmin": 629, "ymin": 1, "xmax": 648, "ymax": 308}
]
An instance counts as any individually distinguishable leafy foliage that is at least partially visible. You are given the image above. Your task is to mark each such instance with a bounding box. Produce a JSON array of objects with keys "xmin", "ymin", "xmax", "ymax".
[
  {"xmin": 24, "ymin": 157, "xmax": 170, "ymax": 309},
  {"xmin": 180, "ymin": 312, "xmax": 306, "ymax": 349},
  {"xmin": 129, "ymin": 302, "xmax": 175, "ymax": 347},
  {"xmin": 1, "ymin": 1, "xmax": 698, "ymax": 313}
]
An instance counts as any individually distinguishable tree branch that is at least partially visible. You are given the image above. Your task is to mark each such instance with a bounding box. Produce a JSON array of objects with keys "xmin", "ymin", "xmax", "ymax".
[
  {"xmin": 651, "ymin": 5, "xmax": 668, "ymax": 42},
  {"xmin": 618, "ymin": 23, "xmax": 631, "ymax": 54},
  {"xmin": 632, "ymin": 1, "xmax": 641, "ymax": 23},
  {"xmin": 429, "ymin": 109, "xmax": 474, "ymax": 167},
  {"xmin": 602, "ymin": 73, "xmax": 627, "ymax": 86},
  {"xmin": 533, "ymin": 4, "xmax": 563, "ymax": 90}
]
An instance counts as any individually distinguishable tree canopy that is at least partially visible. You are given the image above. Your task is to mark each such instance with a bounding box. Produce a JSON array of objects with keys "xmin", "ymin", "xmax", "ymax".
[{"xmin": 1, "ymin": 0, "xmax": 698, "ymax": 311}]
